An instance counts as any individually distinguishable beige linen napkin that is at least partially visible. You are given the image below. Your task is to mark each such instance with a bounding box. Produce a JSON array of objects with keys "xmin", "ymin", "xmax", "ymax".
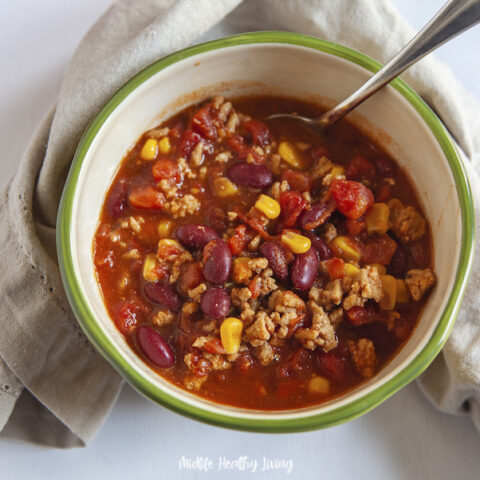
[{"xmin": 1, "ymin": 0, "xmax": 479, "ymax": 448}]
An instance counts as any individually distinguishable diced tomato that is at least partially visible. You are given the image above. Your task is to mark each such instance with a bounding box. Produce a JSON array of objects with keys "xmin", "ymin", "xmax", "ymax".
[
  {"xmin": 330, "ymin": 179, "xmax": 374, "ymax": 220},
  {"xmin": 345, "ymin": 305, "xmax": 378, "ymax": 326},
  {"xmin": 281, "ymin": 169, "xmax": 312, "ymax": 192},
  {"xmin": 279, "ymin": 191, "xmax": 308, "ymax": 227},
  {"xmin": 152, "ymin": 158, "xmax": 181, "ymax": 183},
  {"xmin": 248, "ymin": 276, "xmax": 261, "ymax": 300},
  {"xmin": 363, "ymin": 235, "xmax": 397, "ymax": 265},
  {"xmin": 243, "ymin": 119, "xmax": 271, "ymax": 146},
  {"xmin": 157, "ymin": 242, "xmax": 183, "ymax": 260},
  {"xmin": 203, "ymin": 337, "xmax": 226, "ymax": 355},
  {"xmin": 326, "ymin": 257, "xmax": 345, "ymax": 280},
  {"xmin": 317, "ymin": 350, "xmax": 349, "ymax": 384},
  {"xmin": 346, "ymin": 155, "xmax": 376, "ymax": 181},
  {"xmin": 178, "ymin": 129, "xmax": 202, "ymax": 157},
  {"xmin": 227, "ymin": 135, "xmax": 263, "ymax": 163},
  {"xmin": 228, "ymin": 224, "xmax": 250, "ymax": 255},
  {"xmin": 129, "ymin": 185, "xmax": 165, "ymax": 210},
  {"xmin": 191, "ymin": 107, "xmax": 217, "ymax": 140},
  {"xmin": 345, "ymin": 216, "xmax": 366, "ymax": 236},
  {"xmin": 277, "ymin": 348, "xmax": 310, "ymax": 379}
]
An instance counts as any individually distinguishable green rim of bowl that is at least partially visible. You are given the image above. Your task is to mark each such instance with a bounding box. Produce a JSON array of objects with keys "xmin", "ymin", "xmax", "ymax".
[{"xmin": 57, "ymin": 31, "xmax": 475, "ymax": 432}]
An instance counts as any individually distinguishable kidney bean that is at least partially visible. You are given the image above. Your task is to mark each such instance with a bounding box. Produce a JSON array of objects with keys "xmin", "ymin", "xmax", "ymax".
[
  {"xmin": 305, "ymin": 233, "xmax": 331, "ymax": 260},
  {"xmin": 260, "ymin": 242, "xmax": 288, "ymax": 280},
  {"xmin": 298, "ymin": 202, "xmax": 333, "ymax": 230},
  {"xmin": 175, "ymin": 224, "xmax": 219, "ymax": 250},
  {"xmin": 107, "ymin": 180, "xmax": 128, "ymax": 218},
  {"xmin": 177, "ymin": 262, "xmax": 204, "ymax": 297},
  {"xmin": 144, "ymin": 282, "xmax": 182, "ymax": 312},
  {"xmin": 200, "ymin": 288, "xmax": 231, "ymax": 319},
  {"xmin": 291, "ymin": 247, "xmax": 319, "ymax": 290},
  {"xmin": 136, "ymin": 325, "xmax": 175, "ymax": 368},
  {"xmin": 227, "ymin": 162, "xmax": 273, "ymax": 189},
  {"xmin": 202, "ymin": 239, "xmax": 232, "ymax": 284}
]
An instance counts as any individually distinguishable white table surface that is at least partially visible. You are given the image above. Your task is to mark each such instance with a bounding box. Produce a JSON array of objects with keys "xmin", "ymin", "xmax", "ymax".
[{"xmin": 1, "ymin": 1, "xmax": 480, "ymax": 479}]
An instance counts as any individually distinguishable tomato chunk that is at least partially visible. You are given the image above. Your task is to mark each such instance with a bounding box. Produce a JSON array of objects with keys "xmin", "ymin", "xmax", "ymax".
[
  {"xmin": 330, "ymin": 179, "xmax": 374, "ymax": 220},
  {"xmin": 129, "ymin": 185, "xmax": 165, "ymax": 210},
  {"xmin": 152, "ymin": 158, "xmax": 181, "ymax": 183},
  {"xmin": 326, "ymin": 257, "xmax": 345, "ymax": 280},
  {"xmin": 281, "ymin": 169, "xmax": 312, "ymax": 192},
  {"xmin": 243, "ymin": 119, "xmax": 271, "ymax": 146},
  {"xmin": 192, "ymin": 107, "xmax": 217, "ymax": 140},
  {"xmin": 228, "ymin": 224, "xmax": 250, "ymax": 255},
  {"xmin": 363, "ymin": 234, "xmax": 397, "ymax": 265},
  {"xmin": 178, "ymin": 129, "xmax": 202, "ymax": 157},
  {"xmin": 279, "ymin": 191, "xmax": 308, "ymax": 227},
  {"xmin": 345, "ymin": 216, "xmax": 366, "ymax": 236}
]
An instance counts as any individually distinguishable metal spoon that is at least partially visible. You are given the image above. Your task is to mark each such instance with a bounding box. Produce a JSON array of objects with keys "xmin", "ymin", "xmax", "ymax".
[{"xmin": 268, "ymin": 0, "xmax": 480, "ymax": 129}]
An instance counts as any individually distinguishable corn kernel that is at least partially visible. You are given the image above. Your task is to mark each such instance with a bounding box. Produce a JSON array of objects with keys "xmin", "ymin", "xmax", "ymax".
[
  {"xmin": 330, "ymin": 164, "xmax": 345, "ymax": 178},
  {"xmin": 343, "ymin": 263, "xmax": 361, "ymax": 279},
  {"xmin": 255, "ymin": 194, "xmax": 281, "ymax": 219},
  {"xmin": 278, "ymin": 141, "xmax": 305, "ymax": 169},
  {"xmin": 396, "ymin": 279, "xmax": 410, "ymax": 303},
  {"xmin": 157, "ymin": 219, "xmax": 173, "ymax": 238},
  {"xmin": 158, "ymin": 136, "xmax": 171, "ymax": 154},
  {"xmin": 308, "ymin": 376, "xmax": 330, "ymax": 395},
  {"xmin": 140, "ymin": 138, "xmax": 158, "ymax": 160},
  {"xmin": 330, "ymin": 236, "xmax": 362, "ymax": 263},
  {"xmin": 372, "ymin": 263, "xmax": 387, "ymax": 275},
  {"xmin": 143, "ymin": 253, "xmax": 160, "ymax": 282},
  {"xmin": 366, "ymin": 203, "xmax": 390, "ymax": 235},
  {"xmin": 220, "ymin": 317, "xmax": 243, "ymax": 354},
  {"xmin": 281, "ymin": 231, "xmax": 311, "ymax": 254},
  {"xmin": 212, "ymin": 177, "xmax": 238, "ymax": 197},
  {"xmin": 380, "ymin": 274, "xmax": 397, "ymax": 310}
]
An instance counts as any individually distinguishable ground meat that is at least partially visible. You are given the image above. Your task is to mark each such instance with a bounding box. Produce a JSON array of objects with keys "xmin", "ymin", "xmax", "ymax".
[
  {"xmin": 343, "ymin": 266, "xmax": 382, "ymax": 310},
  {"xmin": 190, "ymin": 142, "xmax": 204, "ymax": 167},
  {"xmin": 348, "ymin": 338, "xmax": 377, "ymax": 378},
  {"xmin": 188, "ymin": 282, "xmax": 207, "ymax": 302},
  {"xmin": 177, "ymin": 156, "xmax": 196, "ymax": 179},
  {"xmin": 226, "ymin": 112, "xmax": 239, "ymax": 134},
  {"xmin": 169, "ymin": 251, "xmax": 194, "ymax": 283},
  {"xmin": 217, "ymin": 100, "xmax": 232, "ymax": 122},
  {"xmin": 405, "ymin": 268, "xmax": 435, "ymax": 301},
  {"xmin": 182, "ymin": 301, "xmax": 199, "ymax": 315},
  {"xmin": 249, "ymin": 257, "xmax": 269, "ymax": 273},
  {"xmin": 323, "ymin": 223, "xmax": 337, "ymax": 243},
  {"xmin": 247, "ymin": 235, "xmax": 261, "ymax": 252},
  {"xmin": 147, "ymin": 127, "xmax": 169, "ymax": 139},
  {"xmin": 254, "ymin": 343, "xmax": 275, "ymax": 366},
  {"xmin": 268, "ymin": 290, "xmax": 306, "ymax": 339},
  {"xmin": 151, "ymin": 310, "xmax": 175, "ymax": 327},
  {"xmin": 388, "ymin": 198, "xmax": 426, "ymax": 242},
  {"xmin": 231, "ymin": 287, "xmax": 257, "ymax": 324},
  {"xmin": 244, "ymin": 311, "xmax": 275, "ymax": 347},
  {"xmin": 269, "ymin": 180, "xmax": 289, "ymax": 201},
  {"xmin": 311, "ymin": 155, "xmax": 332, "ymax": 180},
  {"xmin": 310, "ymin": 281, "xmax": 343, "ymax": 310},
  {"xmin": 250, "ymin": 268, "xmax": 278, "ymax": 297},
  {"xmin": 295, "ymin": 302, "xmax": 337, "ymax": 352},
  {"xmin": 184, "ymin": 374, "xmax": 208, "ymax": 391},
  {"xmin": 165, "ymin": 194, "xmax": 200, "ymax": 218},
  {"xmin": 215, "ymin": 151, "xmax": 232, "ymax": 163},
  {"xmin": 328, "ymin": 307, "xmax": 344, "ymax": 328}
]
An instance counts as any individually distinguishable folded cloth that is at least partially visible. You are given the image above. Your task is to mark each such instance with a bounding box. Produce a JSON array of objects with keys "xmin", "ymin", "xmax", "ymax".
[{"xmin": 0, "ymin": 0, "xmax": 479, "ymax": 448}]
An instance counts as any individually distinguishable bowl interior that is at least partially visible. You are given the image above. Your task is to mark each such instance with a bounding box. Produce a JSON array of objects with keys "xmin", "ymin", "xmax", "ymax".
[{"xmin": 61, "ymin": 37, "xmax": 470, "ymax": 429}]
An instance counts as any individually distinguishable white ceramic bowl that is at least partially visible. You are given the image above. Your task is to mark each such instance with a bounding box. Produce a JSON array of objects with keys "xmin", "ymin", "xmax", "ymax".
[{"xmin": 57, "ymin": 32, "xmax": 474, "ymax": 432}]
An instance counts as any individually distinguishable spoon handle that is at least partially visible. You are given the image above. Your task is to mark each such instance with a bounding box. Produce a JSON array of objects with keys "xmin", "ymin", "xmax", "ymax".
[{"xmin": 319, "ymin": 0, "xmax": 480, "ymax": 127}]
